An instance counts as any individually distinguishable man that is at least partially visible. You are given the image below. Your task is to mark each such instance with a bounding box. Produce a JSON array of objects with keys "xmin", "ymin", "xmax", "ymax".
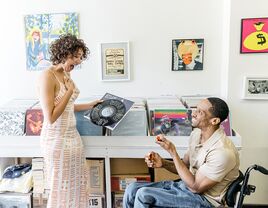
[{"xmin": 123, "ymin": 97, "xmax": 240, "ymax": 208}]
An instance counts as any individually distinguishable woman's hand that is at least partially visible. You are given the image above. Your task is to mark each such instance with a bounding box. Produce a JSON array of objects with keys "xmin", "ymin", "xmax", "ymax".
[
  {"xmin": 145, "ymin": 151, "xmax": 163, "ymax": 168},
  {"xmin": 64, "ymin": 76, "xmax": 75, "ymax": 92},
  {"xmin": 90, "ymin": 99, "xmax": 103, "ymax": 108}
]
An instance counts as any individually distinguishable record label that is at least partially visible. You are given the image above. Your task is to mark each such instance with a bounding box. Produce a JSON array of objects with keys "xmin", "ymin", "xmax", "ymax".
[{"xmin": 90, "ymin": 99, "xmax": 126, "ymax": 126}]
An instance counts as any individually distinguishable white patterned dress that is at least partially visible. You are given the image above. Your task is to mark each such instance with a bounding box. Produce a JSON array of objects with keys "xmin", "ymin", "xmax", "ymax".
[{"xmin": 40, "ymin": 71, "xmax": 87, "ymax": 208}]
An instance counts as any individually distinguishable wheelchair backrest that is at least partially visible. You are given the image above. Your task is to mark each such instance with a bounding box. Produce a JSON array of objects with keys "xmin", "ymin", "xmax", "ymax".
[{"xmin": 225, "ymin": 170, "xmax": 244, "ymax": 207}]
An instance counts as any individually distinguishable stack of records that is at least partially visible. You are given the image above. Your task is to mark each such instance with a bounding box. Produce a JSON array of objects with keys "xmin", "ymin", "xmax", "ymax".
[
  {"xmin": 32, "ymin": 157, "xmax": 45, "ymax": 194},
  {"xmin": 147, "ymin": 97, "xmax": 192, "ymax": 136},
  {"xmin": 75, "ymin": 96, "xmax": 104, "ymax": 136},
  {"xmin": 180, "ymin": 94, "xmax": 212, "ymax": 109},
  {"xmin": 0, "ymin": 99, "xmax": 38, "ymax": 136},
  {"xmin": 107, "ymin": 97, "xmax": 148, "ymax": 136},
  {"xmin": 25, "ymin": 96, "xmax": 106, "ymax": 136},
  {"xmin": 84, "ymin": 93, "xmax": 134, "ymax": 132}
]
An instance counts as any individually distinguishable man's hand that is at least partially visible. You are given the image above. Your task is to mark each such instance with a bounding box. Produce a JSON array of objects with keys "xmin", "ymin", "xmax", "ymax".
[
  {"xmin": 155, "ymin": 134, "xmax": 177, "ymax": 157},
  {"xmin": 145, "ymin": 151, "xmax": 163, "ymax": 168}
]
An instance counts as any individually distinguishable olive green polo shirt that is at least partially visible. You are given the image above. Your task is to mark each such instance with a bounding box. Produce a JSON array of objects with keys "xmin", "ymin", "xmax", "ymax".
[{"xmin": 186, "ymin": 128, "xmax": 240, "ymax": 206}]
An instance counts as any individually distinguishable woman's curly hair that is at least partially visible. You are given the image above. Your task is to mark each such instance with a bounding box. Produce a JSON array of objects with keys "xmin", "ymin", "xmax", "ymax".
[{"xmin": 49, "ymin": 34, "xmax": 90, "ymax": 65}]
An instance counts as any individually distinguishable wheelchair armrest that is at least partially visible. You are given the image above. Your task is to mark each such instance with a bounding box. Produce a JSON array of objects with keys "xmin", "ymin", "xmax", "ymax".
[{"xmin": 225, "ymin": 170, "xmax": 244, "ymax": 207}]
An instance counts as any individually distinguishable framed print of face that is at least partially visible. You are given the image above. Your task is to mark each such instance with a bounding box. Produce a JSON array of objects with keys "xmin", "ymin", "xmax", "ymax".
[
  {"xmin": 241, "ymin": 17, "xmax": 268, "ymax": 53},
  {"xmin": 172, "ymin": 39, "xmax": 204, "ymax": 71},
  {"xmin": 243, "ymin": 76, "xmax": 268, "ymax": 99}
]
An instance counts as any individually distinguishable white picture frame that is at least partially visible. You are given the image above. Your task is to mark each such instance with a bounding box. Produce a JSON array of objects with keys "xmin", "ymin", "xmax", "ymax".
[
  {"xmin": 242, "ymin": 76, "xmax": 268, "ymax": 99},
  {"xmin": 100, "ymin": 41, "xmax": 130, "ymax": 81}
]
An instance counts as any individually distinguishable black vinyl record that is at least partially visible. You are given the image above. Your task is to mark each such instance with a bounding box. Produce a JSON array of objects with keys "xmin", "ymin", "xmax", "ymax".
[{"xmin": 90, "ymin": 99, "xmax": 126, "ymax": 126}]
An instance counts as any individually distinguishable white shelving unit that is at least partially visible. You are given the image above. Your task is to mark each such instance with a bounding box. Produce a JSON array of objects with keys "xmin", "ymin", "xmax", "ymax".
[{"xmin": 0, "ymin": 136, "xmax": 242, "ymax": 208}]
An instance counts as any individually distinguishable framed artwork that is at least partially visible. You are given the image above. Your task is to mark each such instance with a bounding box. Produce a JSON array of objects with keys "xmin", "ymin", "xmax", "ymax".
[
  {"xmin": 24, "ymin": 12, "xmax": 79, "ymax": 71},
  {"xmin": 172, "ymin": 39, "xmax": 204, "ymax": 71},
  {"xmin": 100, "ymin": 42, "xmax": 130, "ymax": 81},
  {"xmin": 240, "ymin": 17, "xmax": 268, "ymax": 53},
  {"xmin": 243, "ymin": 76, "xmax": 268, "ymax": 99}
]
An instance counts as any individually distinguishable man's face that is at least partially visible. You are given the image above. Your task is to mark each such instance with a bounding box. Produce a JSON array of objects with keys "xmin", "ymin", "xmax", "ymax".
[
  {"xmin": 191, "ymin": 99, "xmax": 214, "ymax": 129},
  {"xmin": 182, "ymin": 53, "xmax": 193, "ymax": 65}
]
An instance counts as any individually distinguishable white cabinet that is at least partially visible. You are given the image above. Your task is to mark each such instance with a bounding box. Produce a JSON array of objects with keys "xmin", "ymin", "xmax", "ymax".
[{"xmin": 0, "ymin": 136, "xmax": 242, "ymax": 208}]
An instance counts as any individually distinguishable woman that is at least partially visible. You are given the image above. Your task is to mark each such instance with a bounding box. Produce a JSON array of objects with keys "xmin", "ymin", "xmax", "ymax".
[{"xmin": 38, "ymin": 34, "xmax": 101, "ymax": 207}]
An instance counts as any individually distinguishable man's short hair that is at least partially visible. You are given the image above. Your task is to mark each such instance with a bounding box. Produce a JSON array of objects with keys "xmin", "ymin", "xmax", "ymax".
[{"xmin": 207, "ymin": 97, "xmax": 229, "ymax": 123}]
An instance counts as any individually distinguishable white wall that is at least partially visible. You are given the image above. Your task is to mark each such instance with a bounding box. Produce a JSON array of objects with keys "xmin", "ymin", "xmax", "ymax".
[
  {"xmin": 0, "ymin": 0, "xmax": 267, "ymax": 205},
  {"xmin": 228, "ymin": 0, "xmax": 268, "ymax": 204},
  {"xmin": 0, "ymin": 0, "xmax": 224, "ymax": 104}
]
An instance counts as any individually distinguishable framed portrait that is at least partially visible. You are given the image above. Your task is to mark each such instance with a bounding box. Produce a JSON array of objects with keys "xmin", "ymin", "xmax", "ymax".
[
  {"xmin": 100, "ymin": 42, "xmax": 130, "ymax": 81},
  {"xmin": 240, "ymin": 17, "xmax": 268, "ymax": 53},
  {"xmin": 172, "ymin": 39, "xmax": 204, "ymax": 71},
  {"xmin": 24, "ymin": 12, "xmax": 79, "ymax": 71},
  {"xmin": 243, "ymin": 76, "xmax": 268, "ymax": 99}
]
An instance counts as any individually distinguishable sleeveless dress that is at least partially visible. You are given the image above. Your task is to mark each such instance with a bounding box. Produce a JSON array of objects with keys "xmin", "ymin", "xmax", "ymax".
[{"xmin": 40, "ymin": 70, "xmax": 88, "ymax": 208}]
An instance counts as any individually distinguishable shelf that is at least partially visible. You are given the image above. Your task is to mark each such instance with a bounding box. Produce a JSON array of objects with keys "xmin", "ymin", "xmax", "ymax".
[
  {"xmin": 0, "ymin": 135, "xmax": 241, "ymax": 158},
  {"xmin": 0, "ymin": 135, "xmax": 242, "ymax": 208}
]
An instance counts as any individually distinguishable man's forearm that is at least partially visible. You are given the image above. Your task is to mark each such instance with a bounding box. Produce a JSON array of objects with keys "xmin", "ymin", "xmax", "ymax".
[{"xmin": 161, "ymin": 159, "xmax": 178, "ymax": 174}]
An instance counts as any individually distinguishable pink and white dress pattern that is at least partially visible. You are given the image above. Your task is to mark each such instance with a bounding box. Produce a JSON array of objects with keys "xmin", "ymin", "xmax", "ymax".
[{"xmin": 40, "ymin": 71, "xmax": 87, "ymax": 208}]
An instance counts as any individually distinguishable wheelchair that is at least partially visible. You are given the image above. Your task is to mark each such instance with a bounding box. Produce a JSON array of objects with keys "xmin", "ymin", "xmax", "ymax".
[{"xmin": 225, "ymin": 164, "xmax": 268, "ymax": 208}]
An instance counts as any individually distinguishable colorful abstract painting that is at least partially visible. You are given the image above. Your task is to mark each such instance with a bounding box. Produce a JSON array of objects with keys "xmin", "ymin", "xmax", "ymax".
[
  {"xmin": 24, "ymin": 12, "xmax": 79, "ymax": 71},
  {"xmin": 241, "ymin": 17, "xmax": 268, "ymax": 53}
]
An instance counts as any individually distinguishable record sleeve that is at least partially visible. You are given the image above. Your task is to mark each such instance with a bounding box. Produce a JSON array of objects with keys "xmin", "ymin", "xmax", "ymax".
[
  {"xmin": 220, "ymin": 114, "xmax": 232, "ymax": 136},
  {"xmin": 153, "ymin": 109, "xmax": 192, "ymax": 136},
  {"xmin": 84, "ymin": 93, "xmax": 134, "ymax": 131}
]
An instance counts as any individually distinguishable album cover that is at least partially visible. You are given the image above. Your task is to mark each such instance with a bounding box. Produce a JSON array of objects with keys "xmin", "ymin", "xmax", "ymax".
[
  {"xmin": 220, "ymin": 114, "xmax": 232, "ymax": 136},
  {"xmin": 153, "ymin": 109, "xmax": 192, "ymax": 136},
  {"xmin": 25, "ymin": 109, "xmax": 44, "ymax": 136},
  {"xmin": 84, "ymin": 93, "xmax": 134, "ymax": 131}
]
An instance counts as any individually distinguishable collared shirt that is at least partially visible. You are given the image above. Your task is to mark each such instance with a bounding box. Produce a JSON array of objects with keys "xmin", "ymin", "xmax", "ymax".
[{"xmin": 186, "ymin": 128, "xmax": 240, "ymax": 206}]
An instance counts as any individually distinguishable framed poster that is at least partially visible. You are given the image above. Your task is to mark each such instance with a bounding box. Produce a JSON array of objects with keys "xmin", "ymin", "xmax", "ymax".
[
  {"xmin": 240, "ymin": 17, "xmax": 268, "ymax": 53},
  {"xmin": 24, "ymin": 12, "xmax": 79, "ymax": 71},
  {"xmin": 100, "ymin": 42, "xmax": 130, "ymax": 81},
  {"xmin": 243, "ymin": 76, "xmax": 268, "ymax": 99},
  {"xmin": 172, "ymin": 39, "xmax": 204, "ymax": 71}
]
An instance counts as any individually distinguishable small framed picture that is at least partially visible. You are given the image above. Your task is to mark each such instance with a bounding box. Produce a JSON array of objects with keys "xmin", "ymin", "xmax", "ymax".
[
  {"xmin": 100, "ymin": 42, "xmax": 130, "ymax": 81},
  {"xmin": 172, "ymin": 39, "xmax": 204, "ymax": 71},
  {"xmin": 243, "ymin": 76, "xmax": 268, "ymax": 99},
  {"xmin": 240, "ymin": 17, "xmax": 268, "ymax": 53}
]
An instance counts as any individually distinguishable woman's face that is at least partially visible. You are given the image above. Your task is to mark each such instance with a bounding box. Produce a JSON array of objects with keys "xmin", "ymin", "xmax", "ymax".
[{"xmin": 62, "ymin": 49, "xmax": 84, "ymax": 72}]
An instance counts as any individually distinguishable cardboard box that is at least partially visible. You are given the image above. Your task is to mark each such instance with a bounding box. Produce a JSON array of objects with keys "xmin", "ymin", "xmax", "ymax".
[
  {"xmin": 111, "ymin": 174, "xmax": 151, "ymax": 192},
  {"xmin": 154, "ymin": 168, "xmax": 180, "ymax": 182},
  {"xmin": 33, "ymin": 193, "xmax": 48, "ymax": 208},
  {"xmin": 87, "ymin": 159, "xmax": 105, "ymax": 195},
  {"xmin": 110, "ymin": 158, "xmax": 149, "ymax": 175},
  {"xmin": 88, "ymin": 195, "xmax": 105, "ymax": 208},
  {"xmin": 113, "ymin": 193, "xmax": 124, "ymax": 208}
]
